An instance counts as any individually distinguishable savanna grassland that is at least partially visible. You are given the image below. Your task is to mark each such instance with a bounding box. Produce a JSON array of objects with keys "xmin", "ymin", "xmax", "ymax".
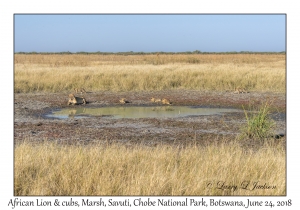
[
  {"xmin": 14, "ymin": 53, "xmax": 286, "ymax": 196},
  {"xmin": 14, "ymin": 53, "xmax": 285, "ymax": 93},
  {"xmin": 15, "ymin": 139, "xmax": 285, "ymax": 196}
]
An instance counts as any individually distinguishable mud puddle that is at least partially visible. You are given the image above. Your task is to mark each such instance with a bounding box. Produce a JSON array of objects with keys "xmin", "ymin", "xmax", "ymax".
[{"xmin": 45, "ymin": 106, "xmax": 242, "ymax": 119}]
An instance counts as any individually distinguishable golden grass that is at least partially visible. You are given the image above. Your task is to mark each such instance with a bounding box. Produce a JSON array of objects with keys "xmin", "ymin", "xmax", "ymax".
[
  {"xmin": 14, "ymin": 54, "xmax": 286, "ymax": 93},
  {"xmin": 14, "ymin": 140, "xmax": 285, "ymax": 196}
]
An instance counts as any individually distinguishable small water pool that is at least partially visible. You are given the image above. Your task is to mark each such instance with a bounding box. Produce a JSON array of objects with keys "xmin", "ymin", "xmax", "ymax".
[{"xmin": 45, "ymin": 106, "xmax": 241, "ymax": 119}]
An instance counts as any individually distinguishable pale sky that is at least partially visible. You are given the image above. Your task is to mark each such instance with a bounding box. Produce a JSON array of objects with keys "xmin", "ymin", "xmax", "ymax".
[{"xmin": 14, "ymin": 14, "xmax": 286, "ymax": 53}]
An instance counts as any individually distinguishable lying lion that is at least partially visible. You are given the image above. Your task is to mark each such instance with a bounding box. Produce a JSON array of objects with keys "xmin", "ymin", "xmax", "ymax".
[
  {"xmin": 150, "ymin": 97, "xmax": 162, "ymax": 103},
  {"xmin": 74, "ymin": 88, "xmax": 87, "ymax": 94},
  {"xmin": 233, "ymin": 87, "xmax": 248, "ymax": 94},
  {"xmin": 68, "ymin": 94, "xmax": 86, "ymax": 105},
  {"xmin": 162, "ymin": 98, "xmax": 172, "ymax": 105},
  {"xmin": 119, "ymin": 98, "xmax": 130, "ymax": 104}
]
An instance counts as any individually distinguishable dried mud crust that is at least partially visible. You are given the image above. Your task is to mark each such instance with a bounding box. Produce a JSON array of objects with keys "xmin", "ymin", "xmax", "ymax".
[{"xmin": 14, "ymin": 90, "xmax": 286, "ymax": 147}]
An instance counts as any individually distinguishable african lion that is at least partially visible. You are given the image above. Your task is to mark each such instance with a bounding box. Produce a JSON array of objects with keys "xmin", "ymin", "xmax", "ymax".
[
  {"xmin": 150, "ymin": 97, "xmax": 162, "ymax": 103},
  {"xmin": 119, "ymin": 98, "xmax": 129, "ymax": 104},
  {"xmin": 234, "ymin": 87, "xmax": 248, "ymax": 94},
  {"xmin": 68, "ymin": 94, "xmax": 87, "ymax": 105},
  {"xmin": 162, "ymin": 98, "xmax": 171, "ymax": 105},
  {"xmin": 74, "ymin": 88, "xmax": 86, "ymax": 94}
]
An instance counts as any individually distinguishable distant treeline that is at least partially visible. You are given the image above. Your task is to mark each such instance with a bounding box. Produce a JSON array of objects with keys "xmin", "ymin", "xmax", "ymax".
[{"xmin": 15, "ymin": 50, "xmax": 286, "ymax": 55}]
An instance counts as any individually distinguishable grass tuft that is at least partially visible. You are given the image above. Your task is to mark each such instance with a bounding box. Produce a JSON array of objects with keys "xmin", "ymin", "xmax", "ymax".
[{"xmin": 240, "ymin": 101, "xmax": 275, "ymax": 140}]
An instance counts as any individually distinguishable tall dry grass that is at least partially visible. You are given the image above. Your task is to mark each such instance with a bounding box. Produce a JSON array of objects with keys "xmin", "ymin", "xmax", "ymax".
[
  {"xmin": 14, "ymin": 54, "xmax": 286, "ymax": 93},
  {"xmin": 14, "ymin": 140, "xmax": 285, "ymax": 196}
]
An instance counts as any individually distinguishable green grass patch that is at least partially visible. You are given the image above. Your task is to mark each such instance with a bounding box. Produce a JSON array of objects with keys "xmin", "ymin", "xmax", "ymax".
[{"xmin": 240, "ymin": 101, "xmax": 275, "ymax": 140}]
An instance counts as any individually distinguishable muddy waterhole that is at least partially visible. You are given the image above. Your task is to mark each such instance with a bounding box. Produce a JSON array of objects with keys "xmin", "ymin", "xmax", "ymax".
[{"xmin": 46, "ymin": 106, "xmax": 242, "ymax": 119}]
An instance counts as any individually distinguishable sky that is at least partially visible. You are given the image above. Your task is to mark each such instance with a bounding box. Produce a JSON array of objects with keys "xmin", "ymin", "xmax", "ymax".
[{"xmin": 14, "ymin": 14, "xmax": 285, "ymax": 53}]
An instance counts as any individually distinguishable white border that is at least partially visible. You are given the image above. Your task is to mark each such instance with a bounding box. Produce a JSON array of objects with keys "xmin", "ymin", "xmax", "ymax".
[{"xmin": 2, "ymin": 1, "xmax": 299, "ymax": 209}]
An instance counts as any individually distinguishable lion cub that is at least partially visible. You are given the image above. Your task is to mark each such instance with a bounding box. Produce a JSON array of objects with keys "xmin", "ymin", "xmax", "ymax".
[
  {"xmin": 234, "ymin": 87, "xmax": 248, "ymax": 94},
  {"xmin": 119, "ymin": 98, "xmax": 130, "ymax": 104},
  {"xmin": 162, "ymin": 98, "xmax": 172, "ymax": 105},
  {"xmin": 74, "ymin": 88, "xmax": 87, "ymax": 94},
  {"xmin": 151, "ymin": 97, "xmax": 162, "ymax": 103},
  {"xmin": 68, "ymin": 94, "xmax": 86, "ymax": 105}
]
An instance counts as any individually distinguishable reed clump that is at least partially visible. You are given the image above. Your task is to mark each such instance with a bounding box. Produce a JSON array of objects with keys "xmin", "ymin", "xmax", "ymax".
[
  {"xmin": 14, "ymin": 54, "xmax": 285, "ymax": 93},
  {"xmin": 14, "ymin": 139, "xmax": 285, "ymax": 196}
]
